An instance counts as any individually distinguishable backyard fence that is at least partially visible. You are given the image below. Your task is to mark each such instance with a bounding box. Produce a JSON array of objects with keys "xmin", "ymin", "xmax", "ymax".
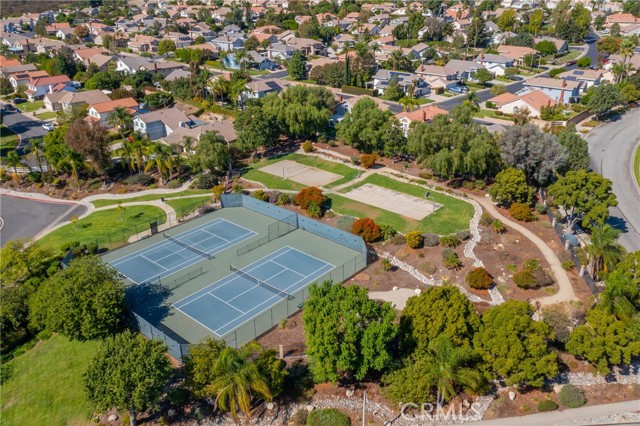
[{"xmin": 131, "ymin": 312, "xmax": 190, "ymax": 362}]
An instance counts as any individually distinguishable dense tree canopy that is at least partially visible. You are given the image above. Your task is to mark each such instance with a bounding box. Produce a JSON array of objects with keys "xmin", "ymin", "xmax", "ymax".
[
  {"xmin": 548, "ymin": 170, "xmax": 618, "ymax": 232},
  {"xmin": 408, "ymin": 107, "xmax": 501, "ymax": 179},
  {"xmin": 84, "ymin": 331, "xmax": 173, "ymax": 426},
  {"xmin": 190, "ymin": 131, "xmax": 231, "ymax": 176},
  {"xmin": 234, "ymin": 104, "xmax": 279, "ymax": 155},
  {"xmin": 303, "ymin": 280, "xmax": 398, "ymax": 383},
  {"xmin": 557, "ymin": 126, "xmax": 590, "ymax": 173},
  {"xmin": 587, "ymin": 83, "xmax": 622, "ymax": 118},
  {"xmin": 65, "ymin": 118, "xmax": 112, "ymax": 175},
  {"xmin": 287, "ymin": 50, "xmax": 307, "ymax": 80},
  {"xmin": 29, "ymin": 256, "xmax": 125, "ymax": 340},
  {"xmin": 400, "ymin": 286, "xmax": 480, "ymax": 353},
  {"xmin": 474, "ymin": 301, "xmax": 559, "ymax": 387},
  {"xmin": 497, "ymin": 123, "xmax": 567, "ymax": 186},
  {"xmin": 489, "ymin": 167, "xmax": 532, "ymax": 207}
]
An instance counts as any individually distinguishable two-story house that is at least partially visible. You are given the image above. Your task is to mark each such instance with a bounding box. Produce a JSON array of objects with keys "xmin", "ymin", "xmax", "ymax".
[
  {"xmin": 521, "ymin": 77, "xmax": 582, "ymax": 103},
  {"xmin": 133, "ymin": 107, "xmax": 197, "ymax": 140},
  {"xmin": 395, "ymin": 105, "xmax": 448, "ymax": 136},
  {"xmin": 43, "ymin": 89, "xmax": 110, "ymax": 112},
  {"xmin": 86, "ymin": 97, "xmax": 139, "ymax": 127},
  {"xmin": 212, "ymin": 35, "xmax": 245, "ymax": 52},
  {"xmin": 475, "ymin": 53, "xmax": 514, "ymax": 76},
  {"xmin": 25, "ymin": 74, "xmax": 73, "ymax": 101},
  {"xmin": 222, "ymin": 50, "xmax": 277, "ymax": 70},
  {"xmin": 370, "ymin": 69, "xmax": 430, "ymax": 97},
  {"xmin": 556, "ymin": 69, "xmax": 603, "ymax": 93}
]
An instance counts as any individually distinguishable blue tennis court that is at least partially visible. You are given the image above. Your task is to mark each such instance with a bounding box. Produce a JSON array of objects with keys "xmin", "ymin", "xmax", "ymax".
[
  {"xmin": 108, "ymin": 218, "xmax": 256, "ymax": 284},
  {"xmin": 173, "ymin": 246, "xmax": 333, "ymax": 336}
]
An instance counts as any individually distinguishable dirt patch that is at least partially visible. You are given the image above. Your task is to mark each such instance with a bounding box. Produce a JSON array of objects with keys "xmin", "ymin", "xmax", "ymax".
[{"xmin": 260, "ymin": 160, "xmax": 342, "ymax": 187}]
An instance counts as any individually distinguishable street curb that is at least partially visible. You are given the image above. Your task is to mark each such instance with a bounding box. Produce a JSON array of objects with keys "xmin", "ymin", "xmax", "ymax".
[{"xmin": 631, "ymin": 141, "xmax": 640, "ymax": 196}]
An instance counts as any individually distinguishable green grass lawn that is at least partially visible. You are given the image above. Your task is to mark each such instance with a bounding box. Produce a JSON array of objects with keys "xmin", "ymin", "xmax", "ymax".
[
  {"xmin": 395, "ymin": 38, "xmax": 419, "ymax": 48},
  {"xmin": 20, "ymin": 101, "xmax": 43, "ymax": 113},
  {"xmin": 36, "ymin": 111, "xmax": 57, "ymax": 120},
  {"xmin": 1, "ymin": 125, "xmax": 19, "ymax": 156},
  {"xmin": 38, "ymin": 205, "xmax": 167, "ymax": 253},
  {"xmin": 465, "ymin": 82, "xmax": 487, "ymax": 91},
  {"xmin": 335, "ymin": 174, "xmax": 474, "ymax": 234},
  {"xmin": 90, "ymin": 189, "xmax": 211, "ymax": 207},
  {"xmin": 416, "ymin": 98, "xmax": 435, "ymax": 105},
  {"xmin": 166, "ymin": 195, "xmax": 212, "ymax": 218},
  {"xmin": 1, "ymin": 335, "xmax": 100, "ymax": 426},
  {"xmin": 634, "ymin": 143, "xmax": 640, "ymax": 190},
  {"xmin": 475, "ymin": 109, "xmax": 512, "ymax": 120},
  {"xmin": 241, "ymin": 152, "xmax": 360, "ymax": 190}
]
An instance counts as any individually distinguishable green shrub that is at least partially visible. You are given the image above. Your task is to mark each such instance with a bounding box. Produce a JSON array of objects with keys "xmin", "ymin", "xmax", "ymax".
[
  {"xmin": 351, "ymin": 217, "xmax": 382, "ymax": 243},
  {"xmin": 168, "ymin": 386, "xmax": 190, "ymax": 407},
  {"xmin": 191, "ymin": 173, "xmax": 217, "ymax": 189},
  {"xmin": 513, "ymin": 270, "xmax": 537, "ymax": 289},
  {"xmin": 455, "ymin": 230, "xmax": 471, "ymax": 241},
  {"xmin": 535, "ymin": 203, "xmax": 547, "ymax": 214},
  {"xmin": 390, "ymin": 234, "xmax": 406, "ymax": 245},
  {"xmin": 290, "ymin": 409, "xmax": 308, "ymax": 426},
  {"xmin": 419, "ymin": 261, "xmax": 437, "ymax": 274},
  {"xmin": 538, "ymin": 400, "xmax": 558, "ymax": 412},
  {"xmin": 405, "ymin": 230, "xmax": 424, "ymax": 249},
  {"xmin": 166, "ymin": 179, "xmax": 182, "ymax": 189},
  {"xmin": 350, "ymin": 155, "xmax": 360, "ymax": 165},
  {"xmin": 276, "ymin": 193, "xmax": 291, "ymax": 205},
  {"xmin": 439, "ymin": 234, "xmax": 461, "ymax": 248},
  {"xmin": 492, "ymin": 220, "xmax": 506, "ymax": 233},
  {"xmin": 561, "ymin": 260, "xmax": 574, "ymax": 270},
  {"xmin": 307, "ymin": 408, "xmax": 351, "ymax": 426},
  {"xmin": 336, "ymin": 216, "xmax": 356, "ymax": 232},
  {"xmin": 480, "ymin": 212, "xmax": 494, "ymax": 226},
  {"xmin": 466, "ymin": 267, "xmax": 493, "ymax": 289},
  {"xmin": 86, "ymin": 242, "xmax": 99, "ymax": 254},
  {"xmin": 509, "ymin": 203, "xmax": 536, "ymax": 222},
  {"xmin": 381, "ymin": 258, "xmax": 393, "ymax": 272},
  {"xmin": 27, "ymin": 171, "xmax": 42, "ymax": 183},
  {"xmin": 302, "ymin": 140, "xmax": 314, "ymax": 153},
  {"xmin": 379, "ymin": 224, "xmax": 396, "ymax": 241},
  {"xmin": 306, "ymin": 201, "xmax": 323, "ymax": 219},
  {"xmin": 36, "ymin": 329, "xmax": 52, "ymax": 341},
  {"xmin": 423, "ymin": 233, "xmax": 440, "ymax": 247},
  {"xmin": 485, "ymin": 100, "xmax": 495, "ymax": 109},
  {"xmin": 125, "ymin": 173, "xmax": 156, "ymax": 186},
  {"xmin": 549, "ymin": 67, "xmax": 566, "ymax": 78},
  {"xmin": 559, "ymin": 385, "xmax": 586, "ymax": 408},
  {"xmin": 252, "ymin": 189, "xmax": 269, "ymax": 201},
  {"xmin": 418, "ymin": 171, "xmax": 432, "ymax": 180},
  {"xmin": 442, "ymin": 248, "xmax": 462, "ymax": 270}
]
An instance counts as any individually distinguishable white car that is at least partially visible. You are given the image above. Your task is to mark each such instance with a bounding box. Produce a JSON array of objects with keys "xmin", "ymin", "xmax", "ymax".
[{"xmin": 42, "ymin": 123, "xmax": 56, "ymax": 131}]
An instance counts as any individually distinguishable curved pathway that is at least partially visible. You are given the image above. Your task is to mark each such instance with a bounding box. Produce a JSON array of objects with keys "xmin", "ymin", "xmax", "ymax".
[{"xmin": 470, "ymin": 194, "xmax": 575, "ymax": 305}]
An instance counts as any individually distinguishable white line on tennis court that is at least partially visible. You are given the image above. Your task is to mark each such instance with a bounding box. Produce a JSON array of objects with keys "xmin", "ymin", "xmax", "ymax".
[{"xmin": 211, "ymin": 293, "xmax": 245, "ymax": 314}]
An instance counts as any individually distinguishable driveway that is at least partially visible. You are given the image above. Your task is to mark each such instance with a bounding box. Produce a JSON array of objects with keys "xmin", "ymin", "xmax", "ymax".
[
  {"xmin": 586, "ymin": 108, "xmax": 640, "ymax": 252},
  {"xmin": 0, "ymin": 195, "xmax": 86, "ymax": 246}
]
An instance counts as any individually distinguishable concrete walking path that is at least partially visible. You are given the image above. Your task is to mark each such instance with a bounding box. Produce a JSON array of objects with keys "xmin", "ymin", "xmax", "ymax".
[
  {"xmin": 472, "ymin": 400, "xmax": 640, "ymax": 426},
  {"xmin": 469, "ymin": 194, "xmax": 575, "ymax": 305}
]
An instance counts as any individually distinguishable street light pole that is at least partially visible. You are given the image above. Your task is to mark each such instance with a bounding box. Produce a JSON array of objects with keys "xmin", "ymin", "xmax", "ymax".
[{"xmin": 425, "ymin": 191, "xmax": 436, "ymax": 210}]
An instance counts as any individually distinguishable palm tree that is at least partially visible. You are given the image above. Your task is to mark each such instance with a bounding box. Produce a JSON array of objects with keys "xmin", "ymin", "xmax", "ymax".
[
  {"xmin": 27, "ymin": 138, "xmax": 46, "ymax": 173},
  {"xmin": 233, "ymin": 49, "xmax": 249, "ymax": 71},
  {"xmin": 611, "ymin": 63, "xmax": 625, "ymax": 84},
  {"xmin": 144, "ymin": 142, "xmax": 180, "ymax": 183},
  {"xmin": 209, "ymin": 77, "xmax": 230, "ymax": 103},
  {"xmin": 206, "ymin": 342, "xmax": 272, "ymax": 419},
  {"xmin": 5, "ymin": 151, "xmax": 22, "ymax": 183},
  {"xmin": 107, "ymin": 106, "xmax": 134, "ymax": 143},
  {"xmin": 619, "ymin": 38, "xmax": 637, "ymax": 82},
  {"xmin": 585, "ymin": 224, "xmax": 625, "ymax": 281},
  {"xmin": 598, "ymin": 271, "xmax": 639, "ymax": 321},
  {"xmin": 399, "ymin": 96, "xmax": 420, "ymax": 111},
  {"xmin": 463, "ymin": 91, "xmax": 480, "ymax": 112},
  {"xmin": 422, "ymin": 337, "xmax": 484, "ymax": 404}
]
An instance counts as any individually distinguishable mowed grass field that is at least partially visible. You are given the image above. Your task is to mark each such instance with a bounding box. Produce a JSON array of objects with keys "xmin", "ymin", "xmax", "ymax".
[
  {"xmin": 1, "ymin": 335, "xmax": 100, "ymax": 426},
  {"xmin": 91, "ymin": 189, "xmax": 211, "ymax": 207},
  {"xmin": 334, "ymin": 174, "xmax": 474, "ymax": 234},
  {"xmin": 38, "ymin": 205, "xmax": 166, "ymax": 253},
  {"xmin": 241, "ymin": 153, "xmax": 359, "ymax": 190},
  {"xmin": 165, "ymin": 195, "xmax": 212, "ymax": 218}
]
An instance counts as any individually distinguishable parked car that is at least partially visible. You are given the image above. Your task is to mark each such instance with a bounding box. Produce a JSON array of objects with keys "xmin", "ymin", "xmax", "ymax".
[
  {"xmin": 449, "ymin": 86, "xmax": 465, "ymax": 94},
  {"xmin": 13, "ymin": 97, "xmax": 27, "ymax": 104},
  {"xmin": 566, "ymin": 60, "xmax": 577, "ymax": 66},
  {"xmin": 42, "ymin": 123, "xmax": 56, "ymax": 131},
  {"xmin": 3, "ymin": 104, "xmax": 16, "ymax": 111},
  {"xmin": 508, "ymin": 75, "xmax": 524, "ymax": 81}
]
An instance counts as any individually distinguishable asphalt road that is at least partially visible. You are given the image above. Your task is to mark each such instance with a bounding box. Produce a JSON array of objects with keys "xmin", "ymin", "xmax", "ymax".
[
  {"xmin": 0, "ymin": 195, "xmax": 86, "ymax": 246},
  {"xmin": 586, "ymin": 108, "xmax": 640, "ymax": 252},
  {"xmin": 1, "ymin": 106, "xmax": 47, "ymax": 148}
]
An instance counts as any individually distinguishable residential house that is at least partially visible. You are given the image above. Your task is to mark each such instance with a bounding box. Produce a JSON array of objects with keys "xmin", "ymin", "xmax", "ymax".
[
  {"xmin": 370, "ymin": 69, "xmax": 430, "ymax": 97},
  {"xmin": 605, "ymin": 13, "xmax": 639, "ymax": 27},
  {"xmin": 128, "ymin": 34, "xmax": 158, "ymax": 53},
  {"xmin": 86, "ymin": 54, "xmax": 116, "ymax": 72},
  {"xmin": 73, "ymin": 47, "xmax": 107, "ymax": 67},
  {"xmin": 475, "ymin": 53, "xmax": 514, "ymax": 76},
  {"xmin": 488, "ymin": 90, "xmax": 556, "ymax": 118},
  {"xmin": 86, "ymin": 97, "xmax": 139, "ymax": 127},
  {"xmin": 286, "ymin": 38, "xmax": 326, "ymax": 56},
  {"xmin": 43, "ymin": 89, "xmax": 110, "ymax": 112},
  {"xmin": 395, "ymin": 105, "xmax": 448, "ymax": 136},
  {"xmin": 409, "ymin": 42, "xmax": 433, "ymax": 59},
  {"xmin": 0, "ymin": 55, "xmax": 21, "ymax": 68},
  {"xmin": 165, "ymin": 32, "xmax": 193, "ymax": 48},
  {"xmin": 188, "ymin": 23, "xmax": 215, "ymax": 41},
  {"xmin": 556, "ymin": 69, "xmax": 603, "ymax": 92},
  {"xmin": 534, "ymin": 36, "xmax": 568, "ymax": 54},
  {"xmin": 334, "ymin": 33, "xmax": 355, "ymax": 49},
  {"xmin": 266, "ymin": 43, "xmax": 296, "ymax": 61},
  {"xmin": 46, "ymin": 22, "xmax": 71, "ymax": 34},
  {"xmin": 25, "ymin": 74, "xmax": 74, "ymax": 101},
  {"xmin": 8, "ymin": 70, "xmax": 48, "ymax": 89},
  {"xmin": 497, "ymin": 45, "xmax": 537, "ymax": 65},
  {"xmin": 0, "ymin": 63, "xmax": 37, "ymax": 79},
  {"xmin": 222, "ymin": 50, "xmax": 277, "ymax": 70},
  {"xmin": 164, "ymin": 69, "xmax": 192, "ymax": 82},
  {"xmin": 330, "ymin": 95, "xmax": 390, "ymax": 125},
  {"xmin": 133, "ymin": 107, "xmax": 197, "ymax": 140},
  {"xmin": 34, "ymin": 38, "xmax": 65, "ymax": 56},
  {"xmin": 241, "ymin": 78, "xmax": 289, "ymax": 101},
  {"xmin": 163, "ymin": 119, "xmax": 237, "ymax": 150},
  {"xmin": 115, "ymin": 56, "xmax": 185, "ymax": 76},
  {"xmin": 445, "ymin": 59, "xmax": 482, "ymax": 81},
  {"xmin": 521, "ymin": 77, "xmax": 582, "ymax": 103},
  {"xmin": 212, "ymin": 35, "xmax": 245, "ymax": 52}
]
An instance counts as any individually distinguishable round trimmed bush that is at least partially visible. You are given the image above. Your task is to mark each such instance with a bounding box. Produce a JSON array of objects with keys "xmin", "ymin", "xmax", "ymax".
[
  {"xmin": 509, "ymin": 203, "xmax": 536, "ymax": 222},
  {"xmin": 439, "ymin": 234, "xmax": 461, "ymax": 248},
  {"xmin": 302, "ymin": 141, "xmax": 314, "ymax": 153},
  {"xmin": 405, "ymin": 230, "xmax": 424, "ymax": 249},
  {"xmin": 306, "ymin": 201, "xmax": 323, "ymax": 219},
  {"xmin": 559, "ymin": 384, "xmax": 586, "ymax": 408},
  {"xmin": 294, "ymin": 187, "xmax": 326, "ymax": 210},
  {"xmin": 360, "ymin": 153, "xmax": 377, "ymax": 169},
  {"xmin": 513, "ymin": 269, "xmax": 537, "ymax": 289},
  {"xmin": 251, "ymin": 189, "xmax": 269, "ymax": 201},
  {"xmin": 125, "ymin": 173, "xmax": 156, "ymax": 186},
  {"xmin": 191, "ymin": 173, "xmax": 217, "ymax": 189},
  {"xmin": 276, "ymin": 193, "xmax": 291, "ymax": 205},
  {"xmin": 423, "ymin": 233, "xmax": 440, "ymax": 247},
  {"xmin": 307, "ymin": 408, "xmax": 351, "ymax": 426},
  {"xmin": 537, "ymin": 400, "xmax": 558, "ymax": 412},
  {"xmin": 466, "ymin": 267, "xmax": 493, "ymax": 290}
]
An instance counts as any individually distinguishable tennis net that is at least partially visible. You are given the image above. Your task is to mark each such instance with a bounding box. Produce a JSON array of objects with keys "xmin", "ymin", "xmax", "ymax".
[
  {"xmin": 230, "ymin": 265, "xmax": 293, "ymax": 300},
  {"xmin": 163, "ymin": 233, "xmax": 212, "ymax": 260}
]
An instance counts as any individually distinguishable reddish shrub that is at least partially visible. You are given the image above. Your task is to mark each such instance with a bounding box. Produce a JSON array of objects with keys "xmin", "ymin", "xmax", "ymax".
[
  {"xmin": 294, "ymin": 187, "xmax": 326, "ymax": 210},
  {"xmin": 509, "ymin": 203, "xmax": 536, "ymax": 222},
  {"xmin": 351, "ymin": 217, "xmax": 382, "ymax": 243}
]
